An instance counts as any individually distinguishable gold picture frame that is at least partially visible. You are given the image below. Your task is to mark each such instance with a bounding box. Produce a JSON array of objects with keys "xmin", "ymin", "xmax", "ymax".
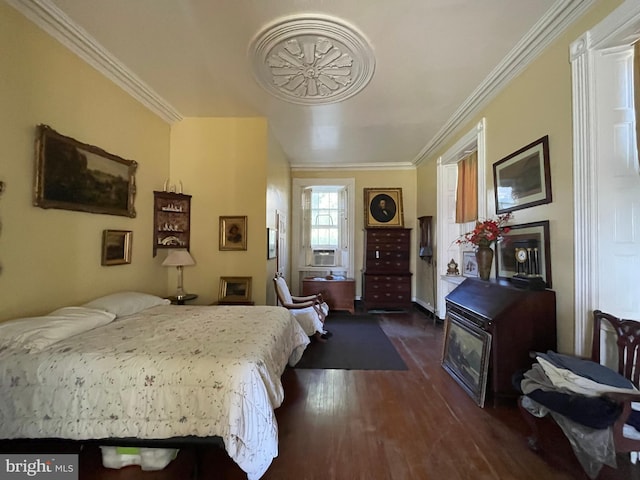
[
  {"xmin": 218, "ymin": 276, "xmax": 252, "ymax": 303},
  {"xmin": 101, "ymin": 230, "xmax": 132, "ymax": 266},
  {"xmin": 364, "ymin": 188, "xmax": 404, "ymax": 228},
  {"xmin": 219, "ymin": 216, "xmax": 247, "ymax": 251},
  {"xmin": 442, "ymin": 311, "xmax": 492, "ymax": 407},
  {"xmin": 35, "ymin": 124, "xmax": 137, "ymax": 217}
]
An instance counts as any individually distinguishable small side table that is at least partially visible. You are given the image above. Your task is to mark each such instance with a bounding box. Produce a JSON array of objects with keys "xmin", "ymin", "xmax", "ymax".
[
  {"xmin": 167, "ymin": 294, "xmax": 198, "ymax": 305},
  {"xmin": 302, "ymin": 277, "xmax": 355, "ymax": 314},
  {"xmin": 213, "ymin": 301, "xmax": 255, "ymax": 306}
]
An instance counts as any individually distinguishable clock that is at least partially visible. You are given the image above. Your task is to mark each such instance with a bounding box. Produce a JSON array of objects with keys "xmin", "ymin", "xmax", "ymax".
[{"xmin": 515, "ymin": 247, "xmax": 528, "ymax": 264}]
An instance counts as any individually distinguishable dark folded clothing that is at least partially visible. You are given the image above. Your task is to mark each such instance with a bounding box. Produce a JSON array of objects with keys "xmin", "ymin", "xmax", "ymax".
[
  {"xmin": 527, "ymin": 388, "xmax": 622, "ymax": 429},
  {"xmin": 536, "ymin": 351, "xmax": 634, "ymax": 390}
]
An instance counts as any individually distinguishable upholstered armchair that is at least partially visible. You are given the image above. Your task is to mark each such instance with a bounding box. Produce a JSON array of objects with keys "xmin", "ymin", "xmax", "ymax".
[{"xmin": 273, "ymin": 273, "xmax": 329, "ymax": 338}]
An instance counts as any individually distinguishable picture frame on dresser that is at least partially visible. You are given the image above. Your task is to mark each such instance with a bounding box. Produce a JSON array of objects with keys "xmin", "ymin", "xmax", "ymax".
[
  {"xmin": 364, "ymin": 188, "xmax": 404, "ymax": 228},
  {"xmin": 442, "ymin": 312, "xmax": 492, "ymax": 407},
  {"xmin": 35, "ymin": 124, "xmax": 137, "ymax": 217},
  {"xmin": 462, "ymin": 251, "xmax": 478, "ymax": 277},
  {"xmin": 218, "ymin": 276, "xmax": 252, "ymax": 303}
]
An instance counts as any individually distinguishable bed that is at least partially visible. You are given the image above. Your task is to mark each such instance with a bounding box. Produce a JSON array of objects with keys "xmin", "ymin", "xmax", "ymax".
[{"xmin": 0, "ymin": 293, "xmax": 310, "ymax": 480}]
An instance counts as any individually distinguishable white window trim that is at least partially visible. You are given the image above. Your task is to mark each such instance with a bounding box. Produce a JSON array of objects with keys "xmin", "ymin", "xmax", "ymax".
[{"xmin": 292, "ymin": 178, "xmax": 355, "ymax": 282}]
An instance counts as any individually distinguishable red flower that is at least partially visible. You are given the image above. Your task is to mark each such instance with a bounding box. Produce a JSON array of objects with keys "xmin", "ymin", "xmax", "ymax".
[{"xmin": 456, "ymin": 213, "xmax": 513, "ymax": 248}]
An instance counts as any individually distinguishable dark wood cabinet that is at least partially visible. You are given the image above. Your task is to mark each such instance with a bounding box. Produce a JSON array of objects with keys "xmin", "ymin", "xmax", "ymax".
[
  {"xmin": 445, "ymin": 278, "xmax": 557, "ymax": 404},
  {"xmin": 363, "ymin": 228, "xmax": 412, "ymax": 310},
  {"xmin": 153, "ymin": 191, "xmax": 192, "ymax": 256}
]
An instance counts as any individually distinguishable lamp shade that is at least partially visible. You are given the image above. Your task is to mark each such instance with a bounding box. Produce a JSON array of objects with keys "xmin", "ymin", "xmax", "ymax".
[{"xmin": 162, "ymin": 250, "xmax": 195, "ymax": 267}]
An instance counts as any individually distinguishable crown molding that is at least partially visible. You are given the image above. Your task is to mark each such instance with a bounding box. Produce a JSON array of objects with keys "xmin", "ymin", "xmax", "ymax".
[
  {"xmin": 291, "ymin": 161, "xmax": 416, "ymax": 172},
  {"xmin": 7, "ymin": 0, "xmax": 182, "ymax": 124},
  {"xmin": 414, "ymin": 0, "xmax": 595, "ymax": 166}
]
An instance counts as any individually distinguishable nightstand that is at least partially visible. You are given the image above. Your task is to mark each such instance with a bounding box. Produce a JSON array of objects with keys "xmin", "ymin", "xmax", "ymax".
[
  {"xmin": 213, "ymin": 301, "xmax": 255, "ymax": 306},
  {"xmin": 167, "ymin": 294, "xmax": 198, "ymax": 305}
]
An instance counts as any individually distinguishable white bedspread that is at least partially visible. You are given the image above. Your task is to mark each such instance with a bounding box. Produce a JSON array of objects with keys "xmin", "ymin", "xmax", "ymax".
[{"xmin": 0, "ymin": 305, "xmax": 309, "ymax": 480}]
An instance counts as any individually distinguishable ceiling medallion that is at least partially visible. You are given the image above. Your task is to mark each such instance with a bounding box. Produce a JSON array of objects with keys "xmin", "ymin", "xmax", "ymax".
[{"xmin": 250, "ymin": 15, "xmax": 375, "ymax": 105}]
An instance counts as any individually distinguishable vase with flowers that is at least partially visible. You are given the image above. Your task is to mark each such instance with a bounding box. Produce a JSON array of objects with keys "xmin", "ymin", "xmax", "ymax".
[{"xmin": 456, "ymin": 213, "xmax": 513, "ymax": 280}]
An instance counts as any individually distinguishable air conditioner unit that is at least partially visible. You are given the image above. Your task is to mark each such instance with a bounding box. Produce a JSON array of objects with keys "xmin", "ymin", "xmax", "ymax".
[{"xmin": 312, "ymin": 249, "xmax": 336, "ymax": 267}]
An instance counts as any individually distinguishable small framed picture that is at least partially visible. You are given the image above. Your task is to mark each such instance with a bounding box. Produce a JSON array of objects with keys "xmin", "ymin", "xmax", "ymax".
[
  {"xmin": 442, "ymin": 311, "xmax": 492, "ymax": 407},
  {"xmin": 219, "ymin": 216, "xmax": 247, "ymax": 251},
  {"xmin": 101, "ymin": 230, "xmax": 132, "ymax": 266},
  {"xmin": 364, "ymin": 188, "xmax": 404, "ymax": 228},
  {"xmin": 493, "ymin": 135, "xmax": 552, "ymax": 214},
  {"xmin": 218, "ymin": 276, "xmax": 252, "ymax": 303},
  {"xmin": 462, "ymin": 251, "xmax": 478, "ymax": 277},
  {"xmin": 267, "ymin": 227, "xmax": 277, "ymax": 259}
]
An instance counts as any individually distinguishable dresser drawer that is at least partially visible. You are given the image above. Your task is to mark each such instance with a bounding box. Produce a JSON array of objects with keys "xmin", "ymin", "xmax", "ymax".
[{"xmin": 365, "ymin": 259, "xmax": 410, "ymax": 272}]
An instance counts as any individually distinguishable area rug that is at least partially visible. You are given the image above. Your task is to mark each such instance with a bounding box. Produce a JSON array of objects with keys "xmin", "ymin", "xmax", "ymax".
[{"xmin": 295, "ymin": 314, "xmax": 408, "ymax": 370}]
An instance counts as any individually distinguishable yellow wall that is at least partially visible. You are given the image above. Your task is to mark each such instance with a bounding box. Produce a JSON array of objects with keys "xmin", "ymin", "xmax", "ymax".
[
  {"xmin": 292, "ymin": 168, "xmax": 417, "ymax": 297},
  {"xmin": 169, "ymin": 118, "xmax": 269, "ymax": 305},
  {"xmin": 0, "ymin": 3, "xmax": 170, "ymax": 321},
  {"xmin": 416, "ymin": 0, "xmax": 622, "ymax": 353},
  {"xmin": 266, "ymin": 131, "xmax": 291, "ymax": 306}
]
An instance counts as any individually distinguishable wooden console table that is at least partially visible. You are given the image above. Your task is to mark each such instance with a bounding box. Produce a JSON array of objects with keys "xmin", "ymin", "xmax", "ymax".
[{"xmin": 302, "ymin": 277, "xmax": 355, "ymax": 314}]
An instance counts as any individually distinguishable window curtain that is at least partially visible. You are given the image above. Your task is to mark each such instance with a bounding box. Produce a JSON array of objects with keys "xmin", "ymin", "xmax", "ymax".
[
  {"xmin": 634, "ymin": 40, "xmax": 640, "ymax": 170},
  {"xmin": 455, "ymin": 151, "xmax": 478, "ymax": 223}
]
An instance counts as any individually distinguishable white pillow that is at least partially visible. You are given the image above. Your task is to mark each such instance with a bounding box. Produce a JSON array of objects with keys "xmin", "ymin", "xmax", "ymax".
[
  {"xmin": 83, "ymin": 291, "xmax": 170, "ymax": 317},
  {"xmin": 0, "ymin": 306, "xmax": 116, "ymax": 351}
]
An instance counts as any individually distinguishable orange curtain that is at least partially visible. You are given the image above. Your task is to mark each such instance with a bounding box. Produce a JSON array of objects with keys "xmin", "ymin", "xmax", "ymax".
[
  {"xmin": 455, "ymin": 151, "xmax": 478, "ymax": 223},
  {"xmin": 634, "ymin": 41, "xmax": 640, "ymax": 168}
]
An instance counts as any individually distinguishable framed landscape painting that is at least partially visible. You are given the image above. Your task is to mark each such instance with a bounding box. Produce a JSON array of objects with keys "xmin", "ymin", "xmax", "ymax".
[
  {"xmin": 34, "ymin": 125, "xmax": 137, "ymax": 217},
  {"xmin": 493, "ymin": 135, "xmax": 551, "ymax": 214}
]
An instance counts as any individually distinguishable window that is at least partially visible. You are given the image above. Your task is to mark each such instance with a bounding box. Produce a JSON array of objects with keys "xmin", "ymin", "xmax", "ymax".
[
  {"xmin": 292, "ymin": 178, "xmax": 355, "ymax": 288},
  {"xmin": 306, "ymin": 186, "xmax": 342, "ymax": 249}
]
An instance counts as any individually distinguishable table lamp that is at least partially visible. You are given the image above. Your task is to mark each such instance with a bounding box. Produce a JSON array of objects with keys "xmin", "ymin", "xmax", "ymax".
[{"xmin": 162, "ymin": 250, "xmax": 195, "ymax": 299}]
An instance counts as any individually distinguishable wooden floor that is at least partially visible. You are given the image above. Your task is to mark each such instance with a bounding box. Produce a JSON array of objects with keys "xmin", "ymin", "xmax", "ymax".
[{"xmin": 4, "ymin": 307, "xmax": 639, "ymax": 479}]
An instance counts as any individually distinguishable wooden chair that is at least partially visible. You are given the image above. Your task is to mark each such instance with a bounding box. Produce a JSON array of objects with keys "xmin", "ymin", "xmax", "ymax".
[
  {"xmin": 273, "ymin": 273, "xmax": 329, "ymax": 338},
  {"xmin": 518, "ymin": 310, "xmax": 640, "ymax": 458}
]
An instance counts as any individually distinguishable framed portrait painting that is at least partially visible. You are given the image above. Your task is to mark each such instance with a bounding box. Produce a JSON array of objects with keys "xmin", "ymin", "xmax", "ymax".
[
  {"xmin": 35, "ymin": 124, "xmax": 137, "ymax": 217},
  {"xmin": 101, "ymin": 230, "xmax": 132, "ymax": 266},
  {"xmin": 493, "ymin": 135, "xmax": 551, "ymax": 214},
  {"xmin": 219, "ymin": 216, "xmax": 247, "ymax": 251},
  {"xmin": 364, "ymin": 188, "xmax": 404, "ymax": 228}
]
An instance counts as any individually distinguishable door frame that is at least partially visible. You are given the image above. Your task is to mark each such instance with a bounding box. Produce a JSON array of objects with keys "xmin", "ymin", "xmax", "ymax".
[{"xmin": 570, "ymin": 0, "xmax": 640, "ymax": 355}]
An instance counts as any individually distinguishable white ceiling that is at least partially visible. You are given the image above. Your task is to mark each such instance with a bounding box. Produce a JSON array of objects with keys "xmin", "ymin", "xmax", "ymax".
[{"xmin": 11, "ymin": 0, "xmax": 593, "ymax": 169}]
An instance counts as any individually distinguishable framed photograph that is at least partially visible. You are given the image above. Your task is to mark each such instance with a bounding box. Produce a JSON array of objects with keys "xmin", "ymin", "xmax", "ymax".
[
  {"xmin": 35, "ymin": 124, "xmax": 137, "ymax": 217},
  {"xmin": 101, "ymin": 230, "xmax": 132, "ymax": 266},
  {"xmin": 267, "ymin": 227, "xmax": 277, "ymax": 259},
  {"xmin": 493, "ymin": 135, "xmax": 551, "ymax": 214},
  {"xmin": 218, "ymin": 276, "xmax": 252, "ymax": 303},
  {"xmin": 442, "ymin": 311, "xmax": 492, "ymax": 407},
  {"xmin": 219, "ymin": 216, "xmax": 247, "ymax": 251},
  {"xmin": 495, "ymin": 220, "xmax": 552, "ymax": 288},
  {"xmin": 462, "ymin": 251, "xmax": 478, "ymax": 277},
  {"xmin": 364, "ymin": 188, "xmax": 404, "ymax": 228}
]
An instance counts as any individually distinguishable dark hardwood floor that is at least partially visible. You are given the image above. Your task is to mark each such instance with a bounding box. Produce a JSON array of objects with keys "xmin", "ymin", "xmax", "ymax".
[{"xmin": 3, "ymin": 307, "xmax": 639, "ymax": 479}]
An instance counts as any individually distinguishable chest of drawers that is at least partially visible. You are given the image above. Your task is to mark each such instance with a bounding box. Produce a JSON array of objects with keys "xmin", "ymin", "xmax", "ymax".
[{"xmin": 363, "ymin": 228, "xmax": 412, "ymax": 310}]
